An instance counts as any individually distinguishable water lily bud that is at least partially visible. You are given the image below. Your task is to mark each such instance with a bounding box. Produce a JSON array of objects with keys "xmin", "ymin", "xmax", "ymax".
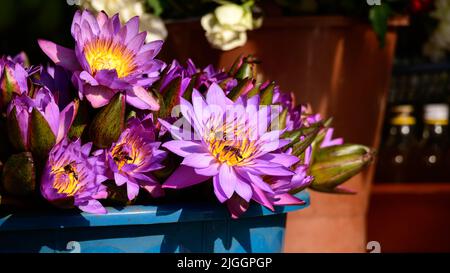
[
  {"xmin": 89, "ymin": 93, "xmax": 126, "ymax": 148},
  {"xmin": 29, "ymin": 108, "xmax": 57, "ymax": 161},
  {"xmin": 7, "ymin": 88, "xmax": 77, "ymax": 159},
  {"xmin": 0, "ymin": 62, "xmax": 28, "ymax": 108},
  {"xmin": 310, "ymin": 144, "xmax": 375, "ymax": 193},
  {"xmin": 159, "ymin": 77, "xmax": 183, "ymax": 118},
  {"xmin": 1, "ymin": 152, "xmax": 36, "ymax": 197}
]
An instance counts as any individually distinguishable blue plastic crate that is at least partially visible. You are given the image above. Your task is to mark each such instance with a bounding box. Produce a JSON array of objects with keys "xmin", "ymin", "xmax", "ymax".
[{"xmin": 0, "ymin": 191, "xmax": 309, "ymax": 253}]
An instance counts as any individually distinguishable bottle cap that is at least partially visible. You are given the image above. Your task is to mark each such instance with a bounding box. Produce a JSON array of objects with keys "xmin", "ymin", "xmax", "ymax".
[
  {"xmin": 424, "ymin": 104, "xmax": 449, "ymax": 125},
  {"xmin": 390, "ymin": 105, "xmax": 416, "ymax": 125}
]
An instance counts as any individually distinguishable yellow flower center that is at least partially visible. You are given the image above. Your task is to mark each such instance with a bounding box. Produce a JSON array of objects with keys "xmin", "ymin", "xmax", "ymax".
[
  {"xmin": 84, "ymin": 38, "xmax": 136, "ymax": 78},
  {"xmin": 52, "ymin": 164, "xmax": 80, "ymax": 196},
  {"xmin": 207, "ymin": 123, "xmax": 257, "ymax": 166},
  {"xmin": 111, "ymin": 144, "xmax": 140, "ymax": 170}
]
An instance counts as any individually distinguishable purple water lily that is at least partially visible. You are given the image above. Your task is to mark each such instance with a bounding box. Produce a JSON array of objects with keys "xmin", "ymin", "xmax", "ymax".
[
  {"xmin": 0, "ymin": 53, "xmax": 37, "ymax": 108},
  {"xmin": 38, "ymin": 10, "xmax": 163, "ymax": 110},
  {"xmin": 159, "ymin": 59, "xmax": 237, "ymax": 96},
  {"xmin": 160, "ymin": 83, "xmax": 306, "ymax": 217},
  {"xmin": 41, "ymin": 139, "xmax": 108, "ymax": 214},
  {"xmin": 7, "ymin": 88, "xmax": 77, "ymax": 149},
  {"xmin": 96, "ymin": 115, "xmax": 167, "ymax": 201}
]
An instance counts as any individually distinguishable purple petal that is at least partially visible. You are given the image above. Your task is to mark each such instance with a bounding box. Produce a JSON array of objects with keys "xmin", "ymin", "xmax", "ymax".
[
  {"xmin": 243, "ymin": 163, "xmax": 294, "ymax": 177},
  {"xmin": 126, "ymin": 32, "xmax": 147, "ymax": 53},
  {"xmin": 250, "ymin": 184, "xmax": 274, "ymax": 211},
  {"xmin": 273, "ymin": 193, "xmax": 305, "ymax": 206},
  {"xmin": 163, "ymin": 165, "xmax": 210, "ymax": 189},
  {"xmin": 257, "ymin": 153, "xmax": 299, "ymax": 168},
  {"xmin": 218, "ymin": 164, "xmax": 237, "ymax": 199},
  {"xmin": 84, "ymin": 85, "xmax": 116, "ymax": 108},
  {"xmin": 127, "ymin": 181, "xmax": 140, "ymax": 200},
  {"xmin": 236, "ymin": 168, "xmax": 274, "ymax": 193},
  {"xmin": 213, "ymin": 176, "xmax": 228, "ymax": 203},
  {"xmin": 56, "ymin": 101, "xmax": 78, "ymax": 143},
  {"xmin": 235, "ymin": 178, "xmax": 252, "ymax": 202},
  {"xmin": 182, "ymin": 153, "xmax": 215, "ymax": 168},
  {"xmin": 195, "ymin": 163, "xmax": 220, "ymax": 176},
  {"xmin": 78, "ymin": 200, "xmax": 107, "ymax": 214},
  {"xmin": 114, "ymin": 172, "xmax": 129, "ymax": 186},
  {"xmin": 38, "ymin": 40, "xmax": 81, "ymax": 71},
  {"xmin": 206, "ymin": 83, "xmax": 233, "ymax": 109},
  {"xmin": 122, "ymin": 16, "xmax": 140, "ymax": 44},
  {"xmin": 126, "ymin": 86, "xmax": 160, "ymax": 111},
  {"xmin": 162, "ymin": 140, "xmax": 206, "ymax": 157}
]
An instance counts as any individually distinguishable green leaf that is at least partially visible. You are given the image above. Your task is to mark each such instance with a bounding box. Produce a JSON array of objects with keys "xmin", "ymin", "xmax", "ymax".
[
  {"xmin": 68, "ymin": 100, "xmax": 87, "ymax": 140},
  {"xmin": 284, "ymin": 122, "xmax": 323, "ymax": 155},
  {"xmin": 89, "ymin": 93, "xmax": 126, "ymax": 149},
  {"xmin": 7, "ymin": 107, "xmax": 27, "ymax": 151},
  {"xmin": 227, "ymin": 78, "xmax": 254, "ymax": 101},
  {"xmin": 369, "ymin": 3, "xmax": 392, "ymax": 48},
  {"xmin": 1, "ymin": 152, "xmax": 36, "ymax": 197},
  {"xmin": 260, "ymin": 82, "xmax": 275, "ymax": 105},
  {"xmin": 29, "ymin": 108, "xmax": 56, "ymax": 161}
]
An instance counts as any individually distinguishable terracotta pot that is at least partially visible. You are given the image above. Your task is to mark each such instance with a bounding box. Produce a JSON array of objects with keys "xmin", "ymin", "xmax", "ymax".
[{"xmin": 161, "ymin": 16, "xmax": 408, "ymax": 253}]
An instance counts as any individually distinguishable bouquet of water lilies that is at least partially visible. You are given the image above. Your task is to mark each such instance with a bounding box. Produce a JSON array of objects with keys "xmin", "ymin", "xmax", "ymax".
[{"xmin": 0, "ymin": 10, "xmax": 374, "ymax": 218}]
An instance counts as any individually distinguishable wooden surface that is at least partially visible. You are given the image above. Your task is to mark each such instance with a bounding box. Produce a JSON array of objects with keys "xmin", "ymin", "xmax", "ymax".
[{"xmin": 368, "ymin": 182, "xmax": 450, "ymax": 253}]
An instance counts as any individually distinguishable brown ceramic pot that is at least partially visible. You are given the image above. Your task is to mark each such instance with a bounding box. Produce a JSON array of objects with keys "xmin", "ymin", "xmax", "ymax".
[{"xmin": 161, "ymin": 16, "xmax": 408, "ymax": 253}]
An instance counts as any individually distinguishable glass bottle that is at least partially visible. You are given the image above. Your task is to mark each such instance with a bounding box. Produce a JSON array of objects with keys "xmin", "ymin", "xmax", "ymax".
[
  {"xmin": 375, "ymin": 105, "xmax": 419, "ymax": 183},
  {"xmin": 416, "ymin": 104, "xmax": 449, "ymax": 182}
]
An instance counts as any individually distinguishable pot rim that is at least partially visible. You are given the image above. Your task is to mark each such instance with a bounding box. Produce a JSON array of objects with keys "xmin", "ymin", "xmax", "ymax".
[{"xmin": 0, "ymin": 191, "xmax": 309, "ymax": 232}]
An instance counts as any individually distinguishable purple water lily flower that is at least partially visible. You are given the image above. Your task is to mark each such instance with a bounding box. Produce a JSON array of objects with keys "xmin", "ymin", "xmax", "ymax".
[
  {"xmin": 41, "ymin": 139, "xmax": 108, "ymax": 214},
  {"xmin": 38, "ymin": 10, "xmax": 163, "ymax": 110},
  {"xmin": 159, "ymin": 59, "xmax": 237, "ymax": 96},
  {"xmin": 0, "ymin": 53, "xmax": 38, "ymax": 108},
  {"xmin": 160, "ymin": 83, "xmax": 305, "ymax": 217},
  {"xmin": 7, "ymin": 88, "xmax": 78, "ymax": 149},
  {"xmin": 96, "ymin": 115, "xmax": 167, "ymax": 200}
]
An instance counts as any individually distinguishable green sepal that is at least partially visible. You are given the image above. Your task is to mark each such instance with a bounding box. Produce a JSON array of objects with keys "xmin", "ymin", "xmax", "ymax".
[
  {"xmin": 1, "ymin": 152, "xmax": 36, "ymax": 197},
  {"xmin": 89, "ymin": 93, "xmax": 126, "ymax": 149},
  {"xmin": 29, "ymin": 108, "xmax": 56, "ymax": 161}
]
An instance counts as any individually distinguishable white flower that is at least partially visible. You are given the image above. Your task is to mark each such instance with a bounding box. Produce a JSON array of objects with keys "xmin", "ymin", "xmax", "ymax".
[
  {"xmin": 201, "ymin": 3, "xmax": 262, "ymax": 51},
  {"xmin": 424, "ymin": 0, "xmax": 450, "ymax": 61},
  {"xmin": 81, "ymin": 0, "xmax": 167, "ymax": 42}
]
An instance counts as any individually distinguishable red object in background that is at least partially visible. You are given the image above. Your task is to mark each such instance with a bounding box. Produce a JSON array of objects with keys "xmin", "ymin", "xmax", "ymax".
[{"xmin": 410, "ymin": 0, "xmax": 434, "ymax": 14}]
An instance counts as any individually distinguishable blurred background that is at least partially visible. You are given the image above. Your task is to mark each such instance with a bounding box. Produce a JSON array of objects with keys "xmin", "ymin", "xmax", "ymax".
[{"xmin": 1, "ymin": 0, "xmax": 450, "ymax": 252}]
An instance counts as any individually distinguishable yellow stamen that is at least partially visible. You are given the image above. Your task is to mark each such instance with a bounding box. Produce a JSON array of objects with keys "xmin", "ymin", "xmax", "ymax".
[
  {"xmin": 52, "ymin": 164, "xmax": 80, "ymax": 196},
  {"xmin": 111, "ymin": 144, "xmax": 138, "ymax": 170},
  {"xmin": 207, "ymin": 123, "xmax": 257, "ymax": 166},
  {"xmin": 84, "ymin": 38, "xmax": 136, "ymax": 78}
]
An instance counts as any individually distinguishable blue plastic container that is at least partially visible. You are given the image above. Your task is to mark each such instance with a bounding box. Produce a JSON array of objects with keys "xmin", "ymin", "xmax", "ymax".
[{"xmin": 0, "ymin": 191, "xmax": 309, "ymax": 253}]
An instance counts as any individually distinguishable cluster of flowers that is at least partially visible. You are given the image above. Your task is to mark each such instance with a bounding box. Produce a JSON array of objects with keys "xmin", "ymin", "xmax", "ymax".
[{"xmin": 0, "ymin": 10, "xmax": 373, "ymax": 218}]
